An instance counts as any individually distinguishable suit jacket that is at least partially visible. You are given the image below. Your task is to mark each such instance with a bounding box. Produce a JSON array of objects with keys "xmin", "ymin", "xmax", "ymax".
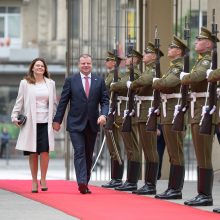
[
  {"xmin": 54, "ymin": 73, "xmax": 109, "ymax": 132},
  {"xmin": 11, "ymin": 78, "xmax": 57, "ymax": 152}
]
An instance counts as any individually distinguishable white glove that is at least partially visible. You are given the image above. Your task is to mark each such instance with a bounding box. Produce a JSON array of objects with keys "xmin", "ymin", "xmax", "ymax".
[
  {"xmin": 154, "ymin": 108, "xmax": 160, "ymax": 115},
  {"xmin": 148, "ymin": 107, "xmax": 154, "ymax": 116},
  {"xmin": 153, "ymin": 77, "xmax": 159, "ymax": 83},
  {"xmin": 209, "ymin": 105, "xmax": 216, "ymax": 115},
  {"xmin": 201, "ymin": 105, "xmax": 209, "ymax": 116},
  {"xmin": 180, "ymin": 72, "xmax": 190, "ymax": 80},
  {"xmin": 174, "ymin": 104, "xmax": 181, "ymax": 117},
  {"xmin": 123, "ymin": 109, "xmax": 129, "ymax": 118},
  {"xmin": 126, "ymin": 80, "xmax": 132, "ymax": 89},
  {"xmin": 206, "ymin": 69, "xmax": 213, "ymax": 79}
]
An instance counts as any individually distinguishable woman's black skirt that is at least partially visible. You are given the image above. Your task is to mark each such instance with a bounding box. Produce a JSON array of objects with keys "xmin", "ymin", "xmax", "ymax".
[{"xmin": 24, "ymin": 123, "xmax": 49, "ymax": 156}]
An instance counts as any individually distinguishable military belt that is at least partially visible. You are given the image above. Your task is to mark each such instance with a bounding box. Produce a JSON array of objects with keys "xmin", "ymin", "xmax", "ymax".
[
  {"xmin": 135, "ymin": 95, "xmax": 154, "ymax": 117},
  {"xmin": 117, "ymin": 96, "xmax": 129, "ymax": 116},
  {"xmin": 161, "ymin": 93, "xmax": 181, "ymax": 117},
  {"xmin": 190, "ymin": 92, "xmax": 207, "ymax": 118}
]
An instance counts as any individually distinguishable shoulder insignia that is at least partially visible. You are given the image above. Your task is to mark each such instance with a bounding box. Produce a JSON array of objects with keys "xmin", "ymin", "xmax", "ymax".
[
  {"xmin": 172, "ymin": 68, "xmax": 179, "ymax": 74},
  {"xmin": 202, "ymin": 60, "xmax": 210, "ymax": 66}
]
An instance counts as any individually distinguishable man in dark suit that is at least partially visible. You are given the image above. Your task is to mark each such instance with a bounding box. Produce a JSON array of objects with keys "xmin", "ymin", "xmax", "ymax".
[{"xmin": 53, "ymin": 54, "xmax": 109, "ymax": 194}]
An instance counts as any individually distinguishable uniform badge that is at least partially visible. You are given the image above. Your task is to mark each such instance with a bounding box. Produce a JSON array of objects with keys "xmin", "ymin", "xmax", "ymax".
[
  {"xmin": 202, "ymin": 60, "xmax": 210, "ymax": 66},
  {"xmin": 172, "ymin": 68, "xmax": 179, "ymax": 74}
]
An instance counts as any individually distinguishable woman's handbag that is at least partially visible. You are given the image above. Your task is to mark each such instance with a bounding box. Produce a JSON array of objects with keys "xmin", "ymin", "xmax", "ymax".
[{"xmin": 17, "ymin": 114, "xmax": 27, "ymax": 126}]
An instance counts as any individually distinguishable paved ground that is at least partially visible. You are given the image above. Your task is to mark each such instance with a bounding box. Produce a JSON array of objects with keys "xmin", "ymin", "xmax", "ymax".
[{"xmin": 0, "ymin": 158, "xmax": 220, "ymax": 220}]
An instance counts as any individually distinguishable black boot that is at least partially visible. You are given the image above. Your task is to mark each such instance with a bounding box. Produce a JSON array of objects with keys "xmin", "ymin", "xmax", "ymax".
[
  {"xmin": 132, "ymin": 162, "xmax": 158, "ymax": 195},
  {"xmin": 115, "ymin": 161, "xmax": 140, "ymax": 191},
  {"xmin": 184, "ymin": 168, "xmax": 213, "ymax": 206},
  {"xmin": 102, "ymin": 160, "xmax": 124, "ymax": 188},
  {"xmin": 155, "ymin": 164, "xmax": 184, "ymax": 200},
  {"xmin": 213, "ymin": 208, "xmax": 220, "ymax": 213}
]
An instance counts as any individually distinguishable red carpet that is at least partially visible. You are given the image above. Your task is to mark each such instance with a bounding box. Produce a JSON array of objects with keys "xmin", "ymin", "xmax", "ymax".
[{"xmin": 0, "ymin": 180, "xmax": 219, "ymax": 220}]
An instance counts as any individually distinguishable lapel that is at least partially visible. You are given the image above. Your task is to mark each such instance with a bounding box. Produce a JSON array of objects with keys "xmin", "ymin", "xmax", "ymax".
[
  {"xmin": 75, "ymin": 73, "xmax": 87, "ymax": 98},
  {"xmin": 28, "ymin": 82, "xmax": 37, "ymax": 123},
  {"xmin": 89, "ymin": 74, "xmax": 98, "ymax": 99}
]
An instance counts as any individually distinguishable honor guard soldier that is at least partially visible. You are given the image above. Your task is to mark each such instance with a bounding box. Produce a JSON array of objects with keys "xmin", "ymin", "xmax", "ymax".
[
  {"xmin": 153, "ymin": 36, "xmax": 187, "ymax": 200},
  {"xmin": 207, "ymin": 68, "xmax": 220, "ymax": 213},
  {"xmin": 181, "ymin": 27, "xmax": 219, "ymax": 206},
  {"xmin": 102, "ymin": 51, "xmax": 124, "ymax": 188},
  {"xmin": 110, "ymin": 49, "xmax": 142, "ymax": 191},
  {"xmin": 129, "ymin": 42, "xmax": 164, "ymax": 195}
]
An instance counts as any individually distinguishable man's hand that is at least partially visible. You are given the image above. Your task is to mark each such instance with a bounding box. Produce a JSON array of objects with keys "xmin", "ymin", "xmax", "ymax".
[
  {"xmin": 53, "ymin": 122, "xmax": 61, "ymax": 131},
  {"xmin": 97, "ymin": 115, "xmax": 106, "ymax": 126}
]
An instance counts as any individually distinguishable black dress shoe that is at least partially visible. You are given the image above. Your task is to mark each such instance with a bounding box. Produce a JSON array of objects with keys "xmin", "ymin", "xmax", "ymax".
[
  {"xmin": 86, "ymin": 187, "xmax": 92, "ymax": 194},
  {"xmin": 102, "ymin": 179, "xmax": 123, "ymax": 188},
  {"xmin": 184, "ymin": 194, "xmax": 213, "ymax": 206},
  {"xmin": 115, "ymin": 181, "xmax": 137, "ymax": 191},
  {"xmin": 155, "ymin": 188, "xmax": 182, "ymax": 200},
  {"xmin": 132, "ymin": 184, "xmax": 156, "ymax": 195},
  {"xmin": 78, "ymin": 183, "xmax": 87, "ymax": 194},
  {"xmin": 213, "ymin": 208, "xmax": 220, "ymax": 213}
]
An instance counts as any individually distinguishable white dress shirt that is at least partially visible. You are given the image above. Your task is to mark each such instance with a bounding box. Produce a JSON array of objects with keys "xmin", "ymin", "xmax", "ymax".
[{"xmin": 80, "ymin": 72, "xmax": 91, "ymax": 92}]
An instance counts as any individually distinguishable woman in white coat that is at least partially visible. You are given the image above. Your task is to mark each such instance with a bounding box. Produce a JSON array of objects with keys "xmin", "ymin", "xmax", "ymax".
[{"xmin": 11, "ymin": 58, "xmax": 57, "ymax": 193}]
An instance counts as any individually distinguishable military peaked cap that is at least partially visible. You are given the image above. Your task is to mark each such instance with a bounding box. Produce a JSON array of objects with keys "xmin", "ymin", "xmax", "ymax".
[
  {"xmin": 144, "ymin": 41, "xmax": 164, "ymax": 57},
  {"xmin": 127, "ymin": 49, "xmax": 143, "ymax": 59},
  {"xmin": 169, "ymin": 35, "xmax": 188, "ymax": 50},
  {"xmin": 196, "ymin": 26, "xmax": 219, "ymax": 43},
  {"xmin": 106, "ymin": 51, "xmax": 123, "ymax": 62}
]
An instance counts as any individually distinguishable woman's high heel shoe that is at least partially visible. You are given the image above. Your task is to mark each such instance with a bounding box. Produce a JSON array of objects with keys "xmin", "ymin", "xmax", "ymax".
[
  {"xmin": 40, "ymin": 180, "xmax": 48, "ymax": 191},
  {"xmin": 31, "ymin": 182, "xmax": 38, "ymax": 193}
]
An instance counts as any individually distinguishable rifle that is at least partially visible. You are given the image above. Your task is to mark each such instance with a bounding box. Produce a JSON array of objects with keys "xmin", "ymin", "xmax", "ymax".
[
  {"xmin": 146, "ymin": 26, "xmax": 161, "ymax": 132},
  {"xmin": 121, "ymin": 40, "xmax": 135, "ymax": 132},
  {"xmin": 172, "ymin": 17, "xmax": 190, "ymax": 131},
  {"xmin": 199, "ymin": 9, "xmax": 218, "ymax": 135}
]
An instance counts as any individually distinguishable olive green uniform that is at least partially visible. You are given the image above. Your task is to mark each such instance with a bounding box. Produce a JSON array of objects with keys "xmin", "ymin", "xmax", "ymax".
[
  {"xmin": 182, "ymin": 51, "xmax": 215, "ymax": 206},
  {"xmin": 182, "ymin": 52, "xmax": 215, "ymax": 168},
  {"xmin": 111, "ymin": 66, "xmax": 141, "ymax": 161},
  {"xmin": 110, "ymin": 65, "xmax": 141, "ymax": 190},
  {"xmin": 131, "ymin": 61, "xmax": 159, "ymax": 195},
  {"xmin": 102, "ymin": 68, "xmax": 124, "ymax": 188},
  {"xmin": 208, "ymin": 69, "xmax": 220, "ymax": 213},
  {"xmin": 104, "ymin": 69, "xmax": 123, "ymax": 161},
  {"xmin": 208, "ymin": 69, "xmax": 220, "ymax": 124},
  {"xmin": 153, "ymin": 57, "xmax": 185, "ymax": 166},
  {"xmin": 153, "ymin": 57, "xmax": 185, "ymax": 200}
]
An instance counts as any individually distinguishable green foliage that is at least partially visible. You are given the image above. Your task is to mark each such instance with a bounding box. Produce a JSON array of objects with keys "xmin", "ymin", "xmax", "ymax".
[{"xmin": 0, "ymin": 123, "xmax": 19, "ymax": 139}]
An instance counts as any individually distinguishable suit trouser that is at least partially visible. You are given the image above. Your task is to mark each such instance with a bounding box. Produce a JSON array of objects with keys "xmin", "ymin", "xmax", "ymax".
[
  {"xmin": 162, "ymin": 124, "xmax": 184, "ymax": 166},
  {"xmin": 191, "ymin": 123, "xmax": 214, "ymax": 168},
  {"xmin": 105, "ymin": 125, "xmax": 122, "ymax": 160},
  {"xmin": 120, "ymin": 124, "xmax": 141, "ymax": 162},
  {"xmin": 138, "ymin": 122, "xmax": 158, "ymax": 163},
  {"xmin": 69, "ymin": 122, "xmax": 97, "ymax": 184}
]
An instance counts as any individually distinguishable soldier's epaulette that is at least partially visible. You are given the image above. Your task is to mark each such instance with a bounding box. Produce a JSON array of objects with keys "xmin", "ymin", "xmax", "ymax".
[{"xmin": 202, "ymin": 53, "xmax": 212, "ymax": 61}]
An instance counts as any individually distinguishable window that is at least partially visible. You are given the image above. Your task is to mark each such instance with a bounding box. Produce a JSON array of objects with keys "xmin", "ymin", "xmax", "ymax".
[{"xmin": 0, "ymin": 6, "xmax": 21, "ymax": 48}]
